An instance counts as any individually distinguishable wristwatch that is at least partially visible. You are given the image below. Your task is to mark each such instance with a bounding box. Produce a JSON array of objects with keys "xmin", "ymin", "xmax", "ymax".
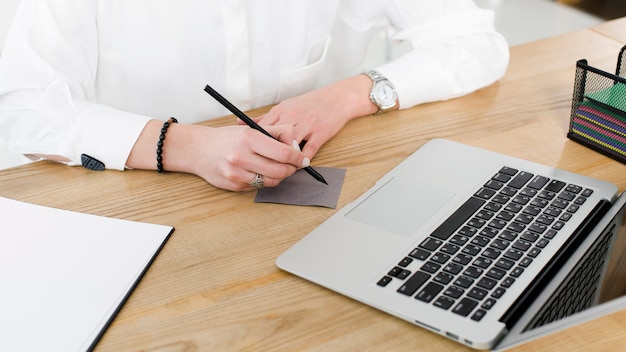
[{"xmin": 364, "ymin": 70, "xmax": 398, "ymax": 115}]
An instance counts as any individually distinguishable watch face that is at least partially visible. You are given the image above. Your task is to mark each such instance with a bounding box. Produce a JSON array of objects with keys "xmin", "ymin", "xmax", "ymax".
[{"xmin": 373, "ymin": 81, "xmax": 397, "ymax": 107}]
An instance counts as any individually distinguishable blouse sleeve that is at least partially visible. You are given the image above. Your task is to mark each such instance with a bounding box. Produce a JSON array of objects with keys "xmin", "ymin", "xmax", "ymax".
[
  {"xmin": 373, "ymin": 0, "xmax": 510, "ymax": 109},
  {"xmin": 0, "ymin": 0, "xmax": 151, "ymax": 170}
]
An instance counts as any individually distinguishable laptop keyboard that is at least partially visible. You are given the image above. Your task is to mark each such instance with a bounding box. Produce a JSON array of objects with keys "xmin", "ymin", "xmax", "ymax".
[{"xmin": 376, "ymin": 166, "xmax": 594, "ymax": 322}]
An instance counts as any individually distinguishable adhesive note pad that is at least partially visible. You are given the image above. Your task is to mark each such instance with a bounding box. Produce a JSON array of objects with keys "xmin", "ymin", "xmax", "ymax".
[
  {"xmin": 255, "ymin": 167, "xmax": 346, "ymax": 208},
  {"xmin": 0, "ymin": 197, "xmax": 173, "ymax": 352}
]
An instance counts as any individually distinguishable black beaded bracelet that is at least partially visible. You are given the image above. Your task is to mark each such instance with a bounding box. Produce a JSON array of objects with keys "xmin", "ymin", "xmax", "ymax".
[{"xmin": 156, "ymin": 117, "xmax": 178, "ymax": 173}]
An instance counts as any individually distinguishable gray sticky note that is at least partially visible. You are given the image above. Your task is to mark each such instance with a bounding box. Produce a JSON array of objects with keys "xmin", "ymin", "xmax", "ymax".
[{"xmin": 255, "ymin": 167, "xmax": 346, "ymax": 208}]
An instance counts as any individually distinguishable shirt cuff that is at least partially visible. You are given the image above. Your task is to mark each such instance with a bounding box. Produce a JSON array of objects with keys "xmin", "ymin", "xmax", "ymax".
[{"xmin": 73, "ymin": 102, "xmax": 152, "ymax": 171}]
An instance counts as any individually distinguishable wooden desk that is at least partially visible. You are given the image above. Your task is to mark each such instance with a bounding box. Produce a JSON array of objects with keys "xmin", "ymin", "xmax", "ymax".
[
  {"xmin": 592, "ymin": 16, "xmax": 626, "ymax": 44},
  {"xmin": 2, "ymin": 19, "xmax": 626, "ymax": 352}
]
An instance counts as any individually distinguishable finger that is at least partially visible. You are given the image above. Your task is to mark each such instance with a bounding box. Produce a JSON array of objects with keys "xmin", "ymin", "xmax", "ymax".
[
  {"xmin": 237, "ymin": 138, "xmax": 300, "ymax": 181},
  {"xmin": 256, "ymin": 112, "xmax": 281, "ymax": 126},
  {"xmin": 240, "ymin": 171, "xmax": 284, "ymax": 191},
  {"xmin": 259, "ymin": 125, "xmax": 309, "ymax": 167},
  {"xmin": 236, "ymin": 116, "xmax": 263, "ymax": 125},
  {"xmin": 300, "ymin": 136, "xmax": 322, "ymax": 160}
]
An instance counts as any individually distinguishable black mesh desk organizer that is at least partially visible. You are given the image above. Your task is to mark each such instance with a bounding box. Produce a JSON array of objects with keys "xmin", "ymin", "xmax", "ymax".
[{"xmin": 568, "ymin": 46, "xmax": 626, "ymax": 164}]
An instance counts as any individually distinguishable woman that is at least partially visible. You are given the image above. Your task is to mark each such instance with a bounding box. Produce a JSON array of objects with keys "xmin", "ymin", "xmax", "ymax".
[{"xmin": 0, "ymin": 0, "xmax": 509, "ymax": 191}]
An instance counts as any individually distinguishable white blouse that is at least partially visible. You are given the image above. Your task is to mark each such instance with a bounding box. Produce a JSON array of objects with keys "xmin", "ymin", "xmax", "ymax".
[{"xmin": 0, "ymin": 0, "xmax": 509, "ymax": 170}]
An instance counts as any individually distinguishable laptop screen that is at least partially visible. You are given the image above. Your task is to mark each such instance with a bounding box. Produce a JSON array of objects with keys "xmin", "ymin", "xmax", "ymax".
[{"xmin": 497, "ymin": 195, "xmax": 626, "ymax": 349}]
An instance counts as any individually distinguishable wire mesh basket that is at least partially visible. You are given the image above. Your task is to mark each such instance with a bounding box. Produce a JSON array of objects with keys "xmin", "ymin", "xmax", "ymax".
[{"xmin": 568, "ymin": 46, "xmax": 626, "ymax": 164}]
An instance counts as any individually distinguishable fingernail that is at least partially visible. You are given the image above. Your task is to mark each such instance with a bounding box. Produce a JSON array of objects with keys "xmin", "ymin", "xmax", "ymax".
[
  {"xmin": 302, "ymin": 157, "xmax": 310, "ymax": 168},
  {"xmin": 292, "ymin": 140, "xmax": 301, "ymax": 151}
]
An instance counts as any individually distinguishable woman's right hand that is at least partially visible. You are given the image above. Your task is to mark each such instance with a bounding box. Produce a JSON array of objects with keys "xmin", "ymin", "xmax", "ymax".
[{"xmin": 127, "ymin": 120, "xmax": 310, "ymax": 191}]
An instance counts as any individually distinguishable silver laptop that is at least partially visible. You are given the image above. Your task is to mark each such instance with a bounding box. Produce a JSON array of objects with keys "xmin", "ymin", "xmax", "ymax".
[{"xmin": 276, "ymin": 138, "xmax": 625, "ymax": 350}]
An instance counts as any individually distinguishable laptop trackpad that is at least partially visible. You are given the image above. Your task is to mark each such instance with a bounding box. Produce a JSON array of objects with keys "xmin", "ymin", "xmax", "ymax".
[{"xmin": 346, "ymin": 177, "xmax": 455, "ymax": 237}]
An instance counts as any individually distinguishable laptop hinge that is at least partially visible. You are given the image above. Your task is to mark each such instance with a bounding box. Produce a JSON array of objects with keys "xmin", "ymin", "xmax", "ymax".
[{"xmin": 498, "ymin": 199, "xmax": 613, "ymax": 328}]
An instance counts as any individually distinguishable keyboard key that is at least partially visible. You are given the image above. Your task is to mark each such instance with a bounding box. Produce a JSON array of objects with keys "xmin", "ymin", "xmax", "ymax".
[
  {"xmin": 377, "ymin": 276, "xmax": 392, "ymax": 287},
  {"xmin": 453, "ymin": 254, "xmax": 472, "ymax": 265},
  {"xmin": 529, "ymin": 223, "xmax": 547, "ymax": 234},
  {"xmin": 471, "ymin": 309, "xmax": 490, "ymax": 322},
  {"xmin": 482, "ymin": 298, "xmax": 497, "ymax": 310},
  {"xmin": 504, "ymin": 249, "xmax": 523, "ymax": 261},
  {"xmin": 565, "ymin": 184, "xmax": 582, "ymax": 193},
  {"xmin": 434, "ymin": 272, "xmax": 454, "ymax": 285},
  {"xmin": 523, "ymin": 205, "xmax": 541, "ymax": 216},
  {"xmin": 444, "ymin": 285, "xmax": 465, "ymax": 299},
  {"xmin": 501, "ymin": 277, "xmax": 515, "ymax": 288},
  {"xmin": 558, "ymin": 191, "xmax": 576, "ymax": 202},
  {"xmin": 500, "ymin": 187, "xmax": 517, "ymax": 197},
  {"xmin": 450, "ymin": 235, "xmax": 469, "ymax": 246},
  {"xmin": 454, "ymin": 276, "xmax": 474, "ymax": 289},
  {"xmin": 480, "ymin": 227, "xmax": 499, "ymax": 238},
  {"xmin": 499, "ymin": 167, "xmax": 518, "ymax": 176},
  {"xmin": 416, "ymin": 282, "xmax": 444, "ymax": 303},
  {"xmin": 498, "ymin": 210, "xmax": 516, "ymax": 220},
  {"xmin": 493, "ymin": 173, "xmax": 512, "ymax": 182},
  {"xmin": 528, "ymin": 247, "xmax": 541, "ymax": 257},
  {"xmin": 444, "ymin": 262, "xmax": 464, "ymax": 275},
  {"xmin": 521, "ymin": 231, "xmax": 539, "ymax": 242},
  {"xmin": 388, "ymin": 267, "xmax": 403, "ymax": 277},
  {"xmin": 421, "ymin": 261, "xmax": 441, "ymax": 273},
  {"xmin": 512, "ymin": 195, "xmax": 531, "ymax": 205},
  {"xmin": 482, "ymin": 247, "xmax": 501, "ymax": 260},
  {"xmin": 551, "ymin": 199, "xmax": 569, "ymax": 209},
  {"xmin": 504, "ymin": 201, "xmax": 523, "ymax": 212},
  {"xmin": 462, "ymin": 245, "xmax": 481, "ymax": 256},
  {"xmin": 495, "ymin": 258, "xmax": 515, "ymax": 270},
  {"xmin": 484, "ymin": 202, "xmax": 503, "ymax": 212},
  {"xmin": 509, "ymin": 171, "xmax": 534, "ymax": 189},
  {"xmin": 536, "ymin": 238, "xmax": 550, "ymax": 248},
  {"xmin": 453, "ymin": 298, "xmax": 479, "ymax": 317},
  {"xmin": 475, "ymin": 188, "xmax": 497, "ymax": 200},
  {"xmin": 468, "ymin": 287, "xmax": 488, "ymax": 300},
  {"xmin": 397, "ymin": 271, "xmax": 430, "ymax": 296},
  {"xmin": 471, "ymin": 236, "xmax": 490, "ymax": 247},
  {"xmin": 512, "ymin": 239, "xmax": 531, "ymax": 251},
  {"xmin": 528, "ymin": 175, "xmax": 550, "ymax": 190},
  {"xmin": 409, "ymin": 247, "xmax": 431, "ymax": 260},
  {"xmin": 464, "ymin": 266, "xmax": 484, "ymax": 278},
  {"xmin": 484, "ymin": 180, "xmax": 504, "ymax": 190},
  {"xmin": 431, "ymin": 252, "xmax": 451, "ymax": 264},
  {"xmin": 397, "ymin": 269, "xmax": 411, "ymax": 279},
  {"xmin": 544, "ymin": 229, "xmax": 558, "ymax": 239},
  {"xmin": 491, "ymin": 287, "xmax": 506, "ymax": 298},
  {"xmin": 430, "ymin": 197, "xmax": 485, "ymax": 241},
  {"xmin": 519, "ymin": 188, "xmax": 538, "ymax": 198},
  {"xmin": 473, "ymin": 257, "xmax": 493, "ymax": 269},
  {"xmin": 499, "ymin": 230, "xmax": 518, "ymax": 241},
  {"xmin": 545, "ymin": 180, "xmax": 566, "ymax": 192},
  {"xmin": 537, "ymin": 191, "xmax": 556, "ymax": 200},
  {"xmin": 434, "ymin": 295, "xmax": 455, "ymax": 310},
  {"xmin": 486, "ymin": 267, "xmax": 506, "ymax": 280},
  {"xmin": 398, "ymin": 257, "xmax": 413, "ymax": 267},
  {"xmin": 420, "ymin": 237, "xmax": 443, "ymax": 251},
  {"xmin": 491, "ymin": 238, "xmax": 510, "ymax": 250},
  {"xmin": 511, "ymin": 267, "xmax": 524, "ymax": 277},
  {"xmin": 519, "ymin": 257, "xmax": 533, "ymax": 267},
  {"xmin": 440, "ymin": 243, "xmax": 461, "ymax": 254},
  {"xmin": 477, "ymin": 277, "xmax": 498, "ymax": 290}
]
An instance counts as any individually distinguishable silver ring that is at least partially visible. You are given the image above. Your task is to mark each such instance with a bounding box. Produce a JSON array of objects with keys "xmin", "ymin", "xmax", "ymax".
[{"xmin": 249, "ymin": 173, "xmax": 264, "ymax": 190}]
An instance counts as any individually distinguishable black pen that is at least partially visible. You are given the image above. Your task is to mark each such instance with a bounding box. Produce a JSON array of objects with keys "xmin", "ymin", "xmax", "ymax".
[{"xmin": 204, "ymin": 85, "xmax": 328, "ymax": 185}]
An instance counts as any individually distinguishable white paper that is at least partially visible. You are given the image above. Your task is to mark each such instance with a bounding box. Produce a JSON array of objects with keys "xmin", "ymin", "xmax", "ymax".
[{"xmin": 0, "ymin": 197, "xmax": 173, "ymax": 352}]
